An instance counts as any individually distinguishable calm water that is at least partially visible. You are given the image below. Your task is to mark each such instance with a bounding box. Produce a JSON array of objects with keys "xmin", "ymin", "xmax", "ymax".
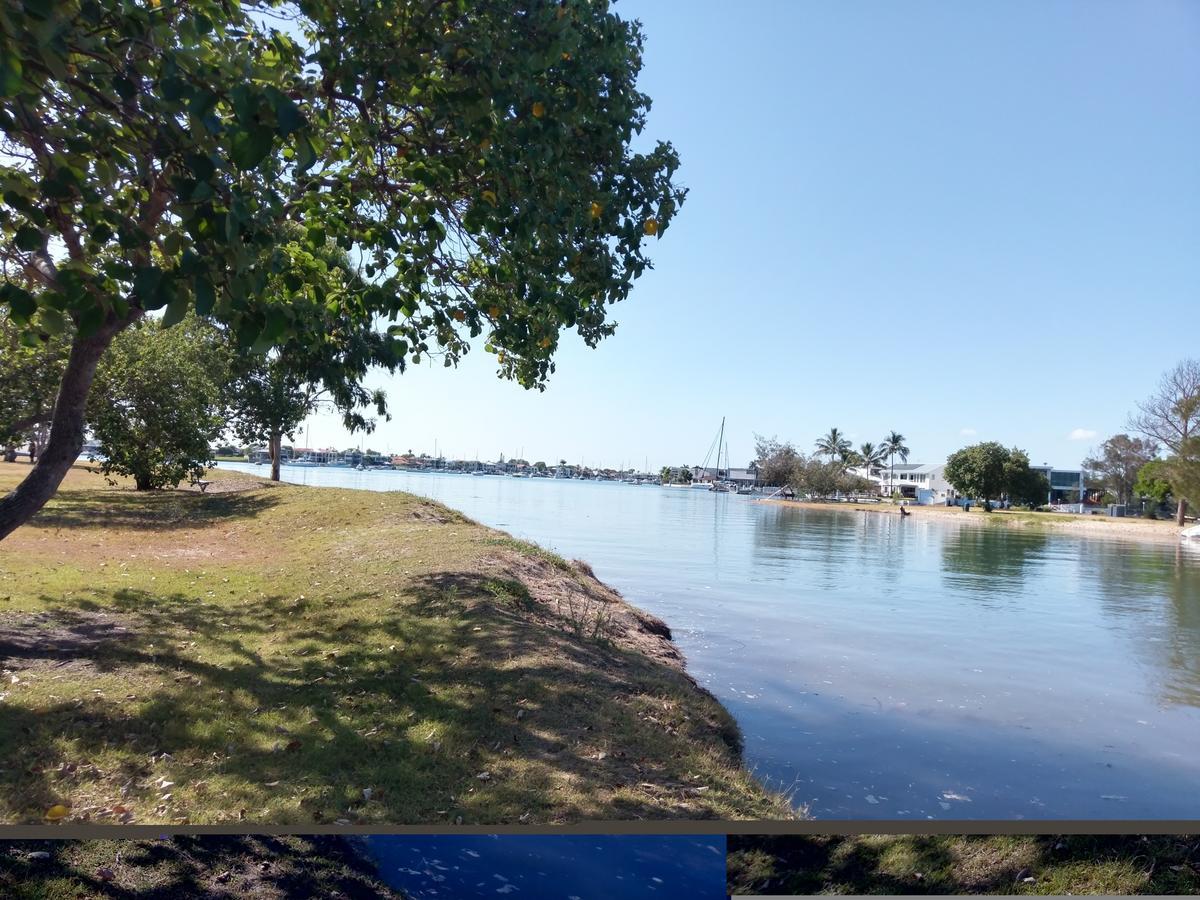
[
  {"xmin": 361, "ymin": 835, "xmax": 725, "ymax": 898},
  {"xmin": 223, "ymin": 463, "xmax": 1200, "ymax": 819}
]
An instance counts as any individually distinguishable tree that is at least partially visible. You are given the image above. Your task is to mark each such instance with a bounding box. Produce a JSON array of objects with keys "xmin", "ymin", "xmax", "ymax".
[
  {"xmin": 0, "ymin": 310, "xmax": 69, "ymax": 457},
  {"xmin": 0, "ymin": 0, "xmax": 684, "ymax": 539},
  {"xmin": 1082, "ymin": 434, "xmax": 1159, "ymax": 506},
  {"xmin": 1130, "ymin": 359, "xmax": 1200, "ymax": 524},
  {"xmin": 1004, "ymin": 449, "xmax": 1050, "ymax": 508},
  {"xmin": 837, "ymin": 471, "xmax": 877, "ymax": 496},
  {"xmin": 1164, "ymin": 437, "xmax": 1200, "ymax": 520},
  {"xmin": 883, "ymin": 430, "xmax": 909, "ymax": 497},
  {"xmin": 1134, "ymin": 459, "xmax": 1173, "ymax": 517},
  {"xmin": 224, "ymin": 233, "xmax": 392, "ymax": 481},
  {"xmin": 815, "ymin": 428, "xmax": 851, "ymax": 464},
  {"xmin": 857, "ymin": 441, "xmax": 886, "ymax": 474},
  {"xmin": 794, "ymin": 456, "xmax": 841, "ymax": 499},
  {"xmin": 88, "ymin": 316, "xmax": 228, "ymax": 491},
  {"xmin": 944, "ymin": 441, "xmax": 1010, "ymax": 511},
  {"xmin": 753, "ymin": 434, "xmax": 798, "ymax": 487}
]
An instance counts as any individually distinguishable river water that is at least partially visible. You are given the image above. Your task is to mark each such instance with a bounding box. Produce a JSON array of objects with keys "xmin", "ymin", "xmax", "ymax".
[
  {"xmin": 221, "ymin": 463, "xmax": 1200, "ymax": 820},
  {"xmin": 360, "ymin": 835, "xmax": 725, "ymax": 898}
]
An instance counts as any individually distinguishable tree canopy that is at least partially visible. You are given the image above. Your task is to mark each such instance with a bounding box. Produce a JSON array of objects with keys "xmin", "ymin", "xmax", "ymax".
[
  {"xmin": 944, "ymin": 441, "xmax": 1044, "ymax": 511},
  {"xmin": 1083, "ymin": 433, "xmax": 1159, "ymax": 506},
  {"xmin": 0, "ymin": 0, "xmax": 684, "ymax": 538},
  {"xmin": 0, "ymin": 310, "xmax": 68, "ymax": 448},
  {"xmin": 753, "ymin": 434, "xmax": 799, "ymax": 487},
  {"xmin": 1129, "ymin": 359, "xmax": 1199, "ymax": 524},
  {"xmin": 89, "ymin": 315, "xmax": 228, "ymax": 491}
]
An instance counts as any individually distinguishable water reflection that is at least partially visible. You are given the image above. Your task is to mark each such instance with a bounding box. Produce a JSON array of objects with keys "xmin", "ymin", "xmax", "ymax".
[
  {"xmin": 1084, "ymin": 539, "xmax": 1200, "ymax": 707},
  {"xmin": 362, "ymin": 835, "xmax": 725, "ymax": 899},
  {"xmin": 939, "ymin": 525, "xmax": 1051, "ymax": 598}
]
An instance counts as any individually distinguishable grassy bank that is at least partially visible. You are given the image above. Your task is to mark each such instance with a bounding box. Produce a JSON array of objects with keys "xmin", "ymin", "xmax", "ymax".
[
  {"xmin": 727, "ymin": 834, "xmax": 1200, "ymax": 895},
  {"xmin": 0, "ymin": 836, "xmax": 400, "ymax": 899},
  {"xmin": 0, "ymin": 464, "xmax": 790, "ymax": 825}
]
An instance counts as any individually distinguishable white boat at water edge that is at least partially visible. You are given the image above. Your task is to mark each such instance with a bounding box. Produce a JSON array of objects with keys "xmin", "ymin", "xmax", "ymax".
[{"xmin": 1182, "ymin": 523, "xmax": 1200, "ymax": 543}]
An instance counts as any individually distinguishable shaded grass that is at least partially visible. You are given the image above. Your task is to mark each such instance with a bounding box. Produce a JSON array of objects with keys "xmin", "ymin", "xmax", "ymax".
[
  {"xmin": 0, "ymin": 464, "xmax": 790, "ymax": 825},
  {"xmin": 727, "ymin": 834, "xmax": 1200, "ymax": 895},
  {"xmin": 0, "ymin": 836, "xmax": 401, "ymax": 899}
]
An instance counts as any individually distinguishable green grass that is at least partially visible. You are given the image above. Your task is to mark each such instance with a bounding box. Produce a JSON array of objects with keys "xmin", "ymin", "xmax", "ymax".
[
  {"xmin": 0, "ymin": 464, "xmax": 791, "ymax": 825},
  {"xmin": 727, "ymin": 834, "xmax": 1200, "ymax": 895},
  {"xmin": 0, "ymin": 836, "xmax": 401, "ymax": 899}
]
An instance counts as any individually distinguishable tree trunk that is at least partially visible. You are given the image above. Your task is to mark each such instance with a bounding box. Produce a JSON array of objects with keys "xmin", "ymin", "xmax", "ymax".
[
  {"xmin": 1179, "ymin": 497, "xmax": 1189, "ymax": 526},
  {"xmin": 0, "ymin": 316, "xmax": 132, "ymax": 540},
  {"xmin": 270, "ymin": 430, "xmax": 282, "ymax": 481}
]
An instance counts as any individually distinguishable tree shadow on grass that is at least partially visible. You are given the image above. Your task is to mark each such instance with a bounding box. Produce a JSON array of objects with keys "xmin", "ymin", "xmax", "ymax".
[
  {"xmin": 1, "ymin": 573, "xmax": 752, "ymax": 825},
  {"xmin": 727, "ymin": 834, "xmax": 1200, "ymax": 895},
  {"xmin": 28, "ymin": 487, "xmax": 282, "ymax": 532},
  {"xmin": 0, "ymin": 835, "xmax": 400, "ymax": 899}
]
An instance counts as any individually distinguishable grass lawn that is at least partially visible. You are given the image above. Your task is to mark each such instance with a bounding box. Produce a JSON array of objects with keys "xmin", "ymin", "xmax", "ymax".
[
  {"xmin": 727, "ymin": 834, "xmax": 1200, "ymax": 895},
  {"xmin": 0, "ymin": 836, "xmax": 399, "ymax": 899},
  {"xmin": 0, "ymin": 463, "xmax": 789, "ymax": 825}
]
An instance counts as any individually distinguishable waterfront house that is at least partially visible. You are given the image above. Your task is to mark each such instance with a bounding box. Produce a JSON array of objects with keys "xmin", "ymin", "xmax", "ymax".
[{"xmin": 848, "ymin": 462, "xmax": 955, "ymax": 504}]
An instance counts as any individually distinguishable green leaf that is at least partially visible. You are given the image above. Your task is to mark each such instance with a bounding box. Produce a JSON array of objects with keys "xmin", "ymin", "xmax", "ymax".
[
  {"xmin": 14, "ymin": 225, "xmax": 42, "ymax": 251},
  {"xmin": 229, "ymin": 125, "xmax": 275, "ymax": 171},
  {"xmin": 134, "ymin": 266, "xmax": 165, "ymax": 308},
  {"xmin": 162, "ymin": 288, "xmax": 190, "ymax": 328},
  {"xmin": 76, "ymin": 303, "xmax": 104, "ymax": 338},
  {"xmin": 295, "ymin": 134, "xmax": 317, "ymax": 172},
  {"xmin": 266, "ymin": 87, "xmax": 306, "ymax": 136},
  {"xmin": 0, "ymin": 54, "xmax": 23, "ymax": 98},
  {"xmin": 0, "ymin": 283, "xmax": 36, "ymax": 322},
  {"xmin": 38, "ymin": 306, "xmax": 65, "ymax": 335},
  {"xmin": 194, "ymin": 277, "xmax": 215, "ymax": 316}
]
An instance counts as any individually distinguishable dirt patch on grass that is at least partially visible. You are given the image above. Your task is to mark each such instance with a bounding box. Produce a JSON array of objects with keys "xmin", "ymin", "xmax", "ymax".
[{"xmin": 0, "ymin": 610, "xmax": 132, "ymax": 676}]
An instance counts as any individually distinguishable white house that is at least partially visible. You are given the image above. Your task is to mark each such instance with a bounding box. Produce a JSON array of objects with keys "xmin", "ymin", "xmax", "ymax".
[{"xmin": 850, "ymin": 462, "xmax": 956, "ymax": 505}]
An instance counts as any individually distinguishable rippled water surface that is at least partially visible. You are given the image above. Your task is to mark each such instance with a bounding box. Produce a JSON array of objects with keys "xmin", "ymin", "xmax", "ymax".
[
  {"xmin": 223, "ymin": 463, "xmax": 1200, "ymax": 819},
  {"xmin": 362, "ymin": 835, "xmax": 725, "ymax": 898}
]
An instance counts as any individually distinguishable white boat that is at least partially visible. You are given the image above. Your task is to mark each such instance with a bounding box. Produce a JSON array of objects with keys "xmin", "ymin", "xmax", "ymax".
[
  {"xmin": 699, "ymin": 417, "xmax": 735, "ymax": 493},
  {"xmin": 1182, "ymin": 523, "xmax": 1200, "ymax": 542}
]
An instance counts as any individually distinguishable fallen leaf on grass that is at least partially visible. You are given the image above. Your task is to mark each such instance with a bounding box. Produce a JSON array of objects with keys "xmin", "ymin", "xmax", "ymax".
[{"xmin": 44, "ymin": 804, "xmax": 70, "ymax": 822}]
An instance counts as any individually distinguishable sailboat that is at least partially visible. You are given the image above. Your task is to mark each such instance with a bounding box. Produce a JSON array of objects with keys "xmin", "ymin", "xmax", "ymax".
[{"xmin": 696, "ymin": 418, "xmax": 732, "ymax": 492}]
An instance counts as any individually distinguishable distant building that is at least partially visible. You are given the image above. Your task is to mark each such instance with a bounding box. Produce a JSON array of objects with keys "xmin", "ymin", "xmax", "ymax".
[
  {"xmin": 691, "ymin": 466, "xmax": 758, "ymax": 487},
  {"xmin": 852, "ymin": 461, "xmax": 1085, "ymax": 506},
  {"xmin": 1030, "ymin": 465, "xmax": 1085, "ymax": 504},
  {"xmin": 856, "ymin": 463, "xmax": 955, "ymax": 504}
]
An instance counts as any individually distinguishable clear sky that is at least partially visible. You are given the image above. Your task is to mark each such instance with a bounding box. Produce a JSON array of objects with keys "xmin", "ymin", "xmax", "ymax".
[{"xmin": 296, "ymin": 0, "xmax": 1199, "ymax": 471}]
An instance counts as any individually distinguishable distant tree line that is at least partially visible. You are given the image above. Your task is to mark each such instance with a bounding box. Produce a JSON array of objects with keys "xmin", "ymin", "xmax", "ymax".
[{"xmin": 752, "ymin": 433, "xmax": 879, "ymax": 499}]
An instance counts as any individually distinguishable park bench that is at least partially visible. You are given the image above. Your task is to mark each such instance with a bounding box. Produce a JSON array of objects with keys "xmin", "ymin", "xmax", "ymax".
[{"xmin": 190, "ymin": 478, "xmax": 212, "ymax": 493}]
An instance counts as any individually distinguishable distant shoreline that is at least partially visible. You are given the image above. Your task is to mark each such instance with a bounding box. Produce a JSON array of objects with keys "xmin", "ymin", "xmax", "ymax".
[{"xmin": 757, "ymin": 496, "xmax": 1189, "ymax": 545}]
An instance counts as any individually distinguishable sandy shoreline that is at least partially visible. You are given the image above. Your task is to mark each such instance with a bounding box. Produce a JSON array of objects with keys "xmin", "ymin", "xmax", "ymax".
[{"xmin": 757, "ymin": 496, "xmax": 1191, "ymax": 545}]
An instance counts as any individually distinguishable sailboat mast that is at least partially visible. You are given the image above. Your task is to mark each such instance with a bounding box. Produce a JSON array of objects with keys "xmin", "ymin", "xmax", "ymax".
[{"xmin": 717, "ymin": 417, "xmax": 725, "ymax": 478}]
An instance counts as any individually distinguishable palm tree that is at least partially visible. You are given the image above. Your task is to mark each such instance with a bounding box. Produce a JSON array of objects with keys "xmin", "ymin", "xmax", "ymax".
[
  {"xmin": 815, "ymin": 427, "xmax": 851, "ymax": 462},
  {"xmin": 858, "ymin": 441, "xmax": 886, "ymax": 474},
  {"xmin": 883, "ymin": 430, "xmax": 909, "ymax": 498}
]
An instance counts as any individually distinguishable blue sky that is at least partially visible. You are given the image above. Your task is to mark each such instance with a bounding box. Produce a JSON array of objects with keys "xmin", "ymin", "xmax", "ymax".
[{"xmin": 299, "ymin": 0, "xmax": 1199, "ymax": 470}]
